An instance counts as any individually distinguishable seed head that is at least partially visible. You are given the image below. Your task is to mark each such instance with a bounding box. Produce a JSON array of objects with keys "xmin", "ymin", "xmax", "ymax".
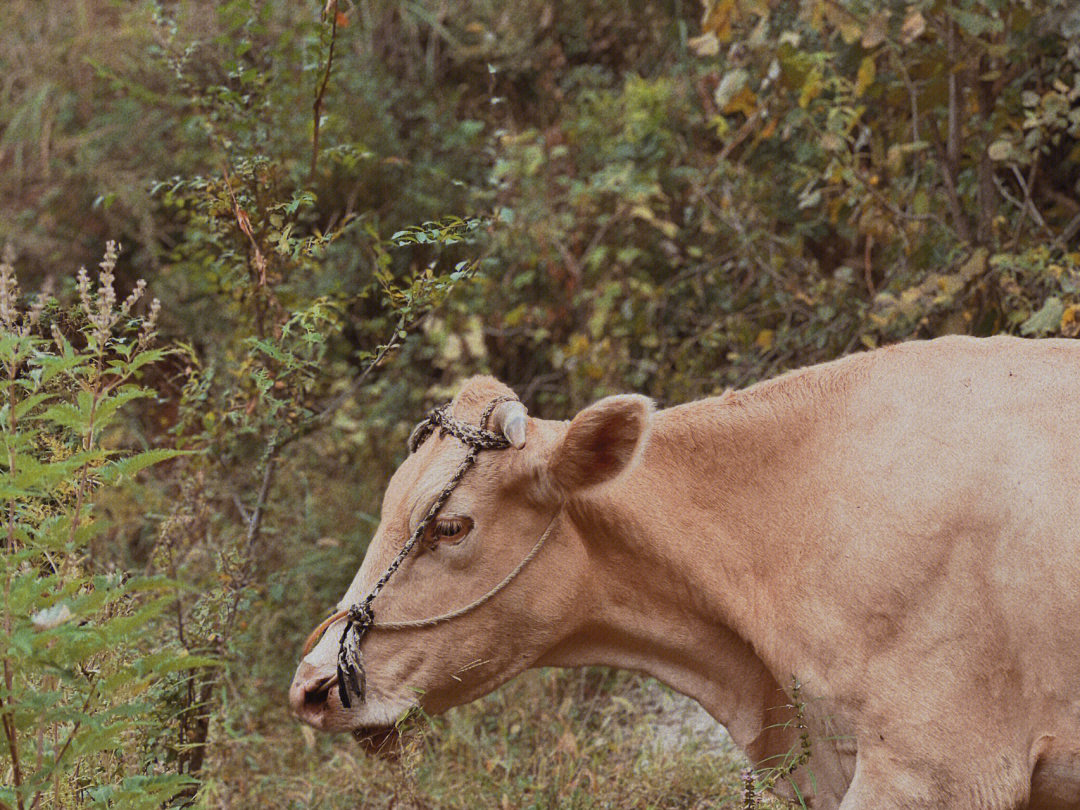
[
  {"xmin": 76, "ymin": 266, "xmax": 93, "ymax": 316},
  {"xmin": 121, "ymin": 279, "xmax": 147, "ymax": 315},
  {"xmin": 138, "ymin": 297, "xmax": 162, "ymax": 349},
  {"xmin": 0, "ymin": 244, "xmax": 18, "ymax": 331}
]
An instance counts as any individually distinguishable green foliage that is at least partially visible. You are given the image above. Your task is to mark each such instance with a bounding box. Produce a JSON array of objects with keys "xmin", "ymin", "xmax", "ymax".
[{"xmin": 0, "ymin": 246, "xmax": 194, "ymax": 809}]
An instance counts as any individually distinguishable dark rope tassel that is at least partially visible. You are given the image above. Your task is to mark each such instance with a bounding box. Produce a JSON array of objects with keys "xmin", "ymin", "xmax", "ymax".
[{"xmin": 336, "ymin": 604, "xmax": 373, "ymax": 708}]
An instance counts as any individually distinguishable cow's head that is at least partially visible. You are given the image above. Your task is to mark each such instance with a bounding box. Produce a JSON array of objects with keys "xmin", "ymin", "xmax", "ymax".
[{"xmin": 289, "ymin": 376, "xmax": 652, "ymax": 741}]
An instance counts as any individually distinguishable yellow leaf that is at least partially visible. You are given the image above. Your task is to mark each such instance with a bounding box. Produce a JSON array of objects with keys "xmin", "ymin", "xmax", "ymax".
[
  {"xmin": 987, "ymin": 140, "xmax": 1012, "ymax": 161},
  {"xmin": 821, "ymin": 131, "xmax": 844, "ymax": 152},
  {"xmin": 701, "ymin": 0, "xmax": 736, "ymax": 42},
  {"xmin": 855, "ymin": 56, "xmax": 876, "ymax": 97},
  {"xmin": 799, "ymin": 68, "xmax": 823, "ymax": 108},
  {"xmin": 755, "ymin": 329, "xmax": 774, "ymax": 350},
  {"xmin": 1061, "ymin": 304, "xmax": 1080, "ymax": 337},
  {"xmin": 958, "ymin": 247, "xmax": 989, "ymax": 280},
  {"xmin": 631, "ymin": 204, "xmax": 679, "ymax": 237},
  {"xmin": 567, "ymin": 333, "xmax": 589, "ymax": 356},
  {"xmin": 723, "ymin": 86, "xmax": 759, "ymax": 116},
  {"xmin": 886, "ymin": 145, "xmax": 903, "ymax": 175}
]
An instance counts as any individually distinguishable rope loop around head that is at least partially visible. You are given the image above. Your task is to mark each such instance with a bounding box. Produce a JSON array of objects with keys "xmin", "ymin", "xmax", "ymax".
[
  {"xmin": 407, "ymin": 398, "xmax": 515, "ymax": 454},
  {"xmin": 333, "ymin": 394, "xmax": 521, "ymax": 708}
]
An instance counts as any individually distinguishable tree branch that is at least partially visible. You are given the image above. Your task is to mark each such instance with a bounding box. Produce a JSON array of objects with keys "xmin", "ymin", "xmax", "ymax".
[
  {"xmin": 309, "ymin": 1, "xmax": 340, "ymax": 184},
  {"xmin": 925, "ymin": 114, "xmax": 974, "ymax": 244}
]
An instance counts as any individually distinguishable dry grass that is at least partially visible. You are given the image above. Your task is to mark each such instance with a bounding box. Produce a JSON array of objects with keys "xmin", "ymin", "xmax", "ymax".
[{"xmin": 200, "ymin": 667, "xmax": 790, "ymax": 809}]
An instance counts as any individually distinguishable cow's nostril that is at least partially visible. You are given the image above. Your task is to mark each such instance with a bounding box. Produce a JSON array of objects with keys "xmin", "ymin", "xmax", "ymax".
[{"xmin": 304, "ymin": 675, "xmax": 336, "ymax": 707}]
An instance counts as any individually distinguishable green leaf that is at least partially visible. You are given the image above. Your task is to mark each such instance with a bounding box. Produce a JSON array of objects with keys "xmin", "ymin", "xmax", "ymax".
[
  {"xmin": 947, "ymin": 7, "xmax": 1004, "ymax": 37},
  {"xmin": 93, "ymin": 386, "xmax": 154, "ymax": 428},
  {"xmin": 13, "ymin": 390, "xmax": 53, "ymax": 420},
  {"xmin": 1020, "ymin": 296, "xmax": 1064, "ymax": 336},
  {"xmin": 99, "ymin": 449, "xmax": 192, "ymax": 483},
  {"xmin": 41, "ymin": 402, "xmax": 84, "ymax": 431},
  {"xmin": 37, "ymin": 351, "xmax": 85, "ymax": 382}
]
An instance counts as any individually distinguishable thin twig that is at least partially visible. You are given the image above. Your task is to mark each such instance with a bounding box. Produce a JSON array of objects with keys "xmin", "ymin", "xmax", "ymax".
[
  {"xmin": 890, "ymin": 43, "xmax": 971, "ymax": 243},
  {"xmin": 1009, "ymin": 164, "xmax": 1049, "ymax": 232},
  {"xmin": 27, "ymin": 687, "xmax": 95, "ymax": 810},
  {"xmin": 552, "ymin": 205, "xmax": 629, "ymax": 282},
  {"xmin": 1, "ymin": 686, "xmax": 22, "ymax": 810},
  {"xmin": 309, "ymin": 1, "xmax": 340, "ymax": 184},
  {"xmin": 244, "ymin": 438, "xmax": 277, "ymax": 556},
  {"xmin": 231, "ymin": 494, "xmax": 251, "ymax": 524},
  {"xmin": 925, "ymin": 114, "xmax": 973, "ymax": 244},
  {"xmin": 1054, "ymin": 212, "xmax": 1080, "ymax": 251},
  {"xmin": 720, "ymin": 108, "xmax": 765, "ymax": 162}
]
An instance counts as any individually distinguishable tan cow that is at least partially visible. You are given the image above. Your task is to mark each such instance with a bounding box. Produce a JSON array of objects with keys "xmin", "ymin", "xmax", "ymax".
[{"xmin": 290, "ymin": 335, "xmax": 1080, "ymax": 809}]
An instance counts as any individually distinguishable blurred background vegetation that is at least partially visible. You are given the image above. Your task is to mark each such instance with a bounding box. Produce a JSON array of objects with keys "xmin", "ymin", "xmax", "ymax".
[{"xmin": 1, "ymin": 0, "xmax": 1078, "ymax": 806}]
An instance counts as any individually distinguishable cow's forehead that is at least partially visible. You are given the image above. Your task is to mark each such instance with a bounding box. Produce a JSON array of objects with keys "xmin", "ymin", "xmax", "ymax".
[{"xmin": 381, "ymin": 433, "xmax": 473, "ymax": 518}]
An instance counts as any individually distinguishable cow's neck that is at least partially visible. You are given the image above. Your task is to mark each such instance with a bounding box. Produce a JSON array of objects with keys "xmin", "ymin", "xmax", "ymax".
[{"xmin": 540, "ymin": 387, "xmax": 823, "ymax": 769}]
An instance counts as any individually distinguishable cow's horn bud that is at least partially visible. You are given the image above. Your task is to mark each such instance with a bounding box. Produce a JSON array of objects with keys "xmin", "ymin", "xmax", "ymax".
[{"xmin": 494, "ymin": 401, "xmax": 528, "ymax": 448}]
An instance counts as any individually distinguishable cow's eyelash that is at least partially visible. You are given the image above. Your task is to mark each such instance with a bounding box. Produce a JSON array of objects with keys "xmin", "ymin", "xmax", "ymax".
[{"xmin": 424, "ymin": 517, "xmax": 472, "ymax": 548}]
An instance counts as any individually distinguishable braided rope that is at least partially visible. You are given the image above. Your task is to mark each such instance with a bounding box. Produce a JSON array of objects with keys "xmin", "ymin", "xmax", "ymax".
[
  {"xmin": 374, "ymin": 509, "xmax": 559, "ymax": 630},
  {"xmin": 334, "ymin": 395, "xmax": 536, "ymax": 708}
]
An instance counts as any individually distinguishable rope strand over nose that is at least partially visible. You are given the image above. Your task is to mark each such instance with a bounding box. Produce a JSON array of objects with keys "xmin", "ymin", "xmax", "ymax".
[{"xmin": 334, "ymin": 395, "xmax": 519, "ymax": 709}]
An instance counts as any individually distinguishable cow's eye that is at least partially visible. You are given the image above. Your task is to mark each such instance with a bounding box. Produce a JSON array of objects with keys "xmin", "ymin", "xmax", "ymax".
[{"xmin": 429, "ymin": 517, "xmax": 471, "ymax": 545}]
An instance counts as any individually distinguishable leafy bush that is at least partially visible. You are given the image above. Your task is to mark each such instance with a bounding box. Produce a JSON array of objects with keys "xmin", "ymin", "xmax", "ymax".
[{"xmin": 0, "ymin": 244, "xmax": 196, "ymax": 809}]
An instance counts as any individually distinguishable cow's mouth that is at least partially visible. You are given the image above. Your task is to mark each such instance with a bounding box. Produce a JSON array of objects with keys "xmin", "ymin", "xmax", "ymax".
[{"xmin": 352, "ymin": 724, "xmax": 401, "ymax": 758}]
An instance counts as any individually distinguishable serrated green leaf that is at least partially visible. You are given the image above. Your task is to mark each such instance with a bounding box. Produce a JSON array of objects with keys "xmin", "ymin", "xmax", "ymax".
[
  {"xmin": 125, "ymin": 347, "xmax": 167, "ymax": 374},
  {"xmin": 13, "ymin": 390, "xmax": 53, "ymax": 420},
  {"xmin": 36, "ymin": 352, "xmax": 87, "ymax": 383},
  {"xmin": 93, "ymin": 386, "xmax": 154, "ymax": 428},
  {"xmin": 41, "ymin": 402, "xmax": 84, "ymax": 431},
  {"xmin": 100, "ymin": 448, "xmax": 191, "ymax": 483}
]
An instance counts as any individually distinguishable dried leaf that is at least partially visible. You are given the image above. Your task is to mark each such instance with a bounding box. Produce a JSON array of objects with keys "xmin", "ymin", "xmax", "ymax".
[
  {"xmin": 987, "ymin": 140, "xmax": 1012, "ymax": 161},
  {"xmin": 861, "ymin": 10, "xmax": 891, "ymax": 48},
  {"xmin": 900, "ymin": 10, "xmax": 926, "ymax": 44},
  {"xmin": 556, "ymin": 729, "xmax": 580, "ymax": 757},
  {"xmin": 688, "ymin": 33, "xmax": 720, "ymax": 57},
  {"xmin": 32, "ymin": 603, "xmax": 73, "ymax": 629}
]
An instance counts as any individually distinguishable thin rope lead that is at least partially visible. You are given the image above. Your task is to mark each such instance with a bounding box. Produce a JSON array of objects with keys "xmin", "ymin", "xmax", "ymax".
[{"xmin": 336, "ymin": 395, "xmax": 517, "ymax": 708}]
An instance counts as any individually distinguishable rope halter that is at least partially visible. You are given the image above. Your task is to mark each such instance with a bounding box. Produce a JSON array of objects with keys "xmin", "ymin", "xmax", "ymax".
[{"xmin": 333, "ymin": 395, "xmax": 528, "ymax": 709}]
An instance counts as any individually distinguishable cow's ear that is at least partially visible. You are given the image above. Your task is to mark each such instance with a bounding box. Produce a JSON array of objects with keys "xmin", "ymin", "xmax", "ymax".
[{"xmin": 551, "ymin": 395, "xmax": 653, "ymax": 491}]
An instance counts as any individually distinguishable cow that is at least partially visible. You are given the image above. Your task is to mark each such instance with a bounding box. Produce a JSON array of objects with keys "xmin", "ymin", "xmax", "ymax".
[{"xmin": 290, "ymin": 335, "xmax": 1080, "ymax": 809}]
